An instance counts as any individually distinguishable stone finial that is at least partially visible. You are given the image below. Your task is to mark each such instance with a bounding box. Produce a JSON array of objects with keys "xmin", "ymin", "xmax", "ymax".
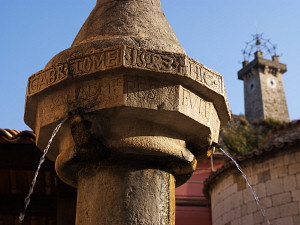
[
  {"xmin": 72, "ymin": 0, "xmax": 185, "ymax": 55},
  {"xmin": 243, "ymin": 60, "xmax": 249, "ymax": 67},
  {"xmin": 254, "ymin": 50, "xmax": 263, "ymax": 58},
  {"xmin": 272, "ymin": 55, "xmax": 279, "ymax": 62}
]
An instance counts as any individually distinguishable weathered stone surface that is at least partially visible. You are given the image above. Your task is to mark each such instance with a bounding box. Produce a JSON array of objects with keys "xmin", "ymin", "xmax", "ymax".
[
  {"xmin": 24, "ymin": 45, "xmax": 230, "ymax": 179},
  {"xmin": 24, "ymin": 46, "xmax": 229, "ymax": 188},
  {"xmin": 75, "ymin": 160, "xmax": 175, "ymax": 225},
  {"xmin": 24, "ymin": 0, "xmax": 230, "ymax": 224},
  {"xmin": 208, "ymin": 145, "xmax": 300, "ymax": 225},
  {"xmin": 253, "ymin": 211, "xmax": 264, "ymax": 224},
  {"xmin": 72, "ymin": 0, "xmax": 185, "ymax": 54},
  {"xmin": 25, "ymin": 45, "xmax": 229, "ymax": 125},
  {"xmin": 266, "ymin": 178, "xmax": 284, "ymax": 195},
  {"xmin": 289, "ymin": 163, "xmax": 300, "ymax": 175},
  {"xmin": 273, "ymin": 216, "xmax": 294, "ymax": 225},
  {"xmin": 279, "ymin": 202, "xmax": 299, "ymax": 217},
  {"xmin": 291, "ymin": 190, "xmax": 300, "ymax": 201},
  {"xmin": 272, "ymin": 192, "xmax": 292, "ymax": 206},
  {"xmin": 283, "ymin": 175, "xmax": 297, "ymax": 191},
  {"xmin": 241, "ymin": 214, "xmax": 254, "ymax": 225}
]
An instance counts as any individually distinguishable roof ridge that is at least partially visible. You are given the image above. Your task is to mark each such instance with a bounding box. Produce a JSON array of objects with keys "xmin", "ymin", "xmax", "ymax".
[{"xmin": 0, "ymin": 129, "xmax": 36, "ymax": 144}]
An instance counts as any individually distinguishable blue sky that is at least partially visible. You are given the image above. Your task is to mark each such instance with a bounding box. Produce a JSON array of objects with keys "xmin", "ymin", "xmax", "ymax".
[{"xmin": 1, "ymin": 0, "xmax": 300, "ymax": 130}]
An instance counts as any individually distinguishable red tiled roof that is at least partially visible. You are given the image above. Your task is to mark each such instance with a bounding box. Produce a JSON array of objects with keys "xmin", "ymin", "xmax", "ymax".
[
  {"xmin": 0, "ymin": 129, "xmax": 36, "ymax": 144},
  {"xmin": 203, "ymin": 120, "xmax": 300, "ymax": 198}
]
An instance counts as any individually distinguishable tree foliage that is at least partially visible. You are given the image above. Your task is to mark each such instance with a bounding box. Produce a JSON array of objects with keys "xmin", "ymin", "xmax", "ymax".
[{"xmin": 219, "ymin": 115, "xmax": 283, "ymax": 156}]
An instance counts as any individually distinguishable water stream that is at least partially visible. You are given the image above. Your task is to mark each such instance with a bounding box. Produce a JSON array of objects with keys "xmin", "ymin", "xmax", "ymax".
[
  {"xmin": 212, "ymin": 142, "xmax": 271, "ymax": 225},
  {"xmin": 18, "ymin": 118, "xmax": 271, "ymax": 224},
  {"xmin": 19, "ymin": 117, "xmax": 67, "ymax": 224}
]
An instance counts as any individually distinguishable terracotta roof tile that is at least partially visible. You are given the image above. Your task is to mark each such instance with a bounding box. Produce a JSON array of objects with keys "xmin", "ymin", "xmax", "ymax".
[{"xmin": 0, "ymin": 129, "xmax": 36, "ymax": 144}]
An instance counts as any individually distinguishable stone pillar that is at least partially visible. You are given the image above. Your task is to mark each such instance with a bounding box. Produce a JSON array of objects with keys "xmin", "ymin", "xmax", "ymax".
[
  {"xmin": 24, "ymin": 0, "xmax": 230, "ymax": 224},
  {"xmin": 76, "ymin": 160, "xmax": 175, "ymax": 225}
]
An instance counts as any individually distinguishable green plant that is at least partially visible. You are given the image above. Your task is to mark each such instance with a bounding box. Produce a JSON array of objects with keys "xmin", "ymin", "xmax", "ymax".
[{"xmin": 219, "ymin": 116, "xmax": 284, "ymax": 156}]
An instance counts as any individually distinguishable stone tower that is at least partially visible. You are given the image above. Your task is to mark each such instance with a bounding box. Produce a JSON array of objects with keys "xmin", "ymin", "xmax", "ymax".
[{"xmin": 238, "ymin": 42, "xmax": 289, "ymax": 123}]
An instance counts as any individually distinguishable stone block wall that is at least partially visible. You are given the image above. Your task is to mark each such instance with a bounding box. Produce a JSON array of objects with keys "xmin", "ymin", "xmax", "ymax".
[
  {"xmin": 243, "ymin": 70, "xmax": 264, "ymax": 123},
  {"xmin": 259, "ymin": 71, "xmax": 289, "ymax": 122},
  {"xmin": 209, "ymin": 144, "xmax": 300, "ymax": 225}
]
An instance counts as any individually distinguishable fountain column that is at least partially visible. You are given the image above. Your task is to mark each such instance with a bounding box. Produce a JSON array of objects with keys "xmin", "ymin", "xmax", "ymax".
[{"xmin": 24, "ymin": 0, "xmax": 230, "ymax": 224}]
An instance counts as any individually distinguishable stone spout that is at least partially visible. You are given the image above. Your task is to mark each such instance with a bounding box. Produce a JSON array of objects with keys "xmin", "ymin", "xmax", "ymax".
[{"xmin": 24, "ymin": 0, "xmax": 230, "ymax": 224}]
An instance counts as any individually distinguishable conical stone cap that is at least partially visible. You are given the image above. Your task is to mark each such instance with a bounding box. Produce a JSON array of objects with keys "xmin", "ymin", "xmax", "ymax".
[
  {"xmin": 45, "ymin": 0, "xmax": 185, "ymax": 69},
  {"xmin": 71, "ymin": 0, "xmax": 185, "ymax": 54}
]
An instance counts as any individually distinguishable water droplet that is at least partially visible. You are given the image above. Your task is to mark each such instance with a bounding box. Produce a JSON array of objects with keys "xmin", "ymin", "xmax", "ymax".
[{"xmin": 19, "ymin": 212, "xmax": 25, "ymax": 223}]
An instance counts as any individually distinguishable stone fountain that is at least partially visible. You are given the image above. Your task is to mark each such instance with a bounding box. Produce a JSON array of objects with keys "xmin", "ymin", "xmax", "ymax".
[{"xmin": 24, "ymin": 0, "xmax": 230, "ymax": 224}]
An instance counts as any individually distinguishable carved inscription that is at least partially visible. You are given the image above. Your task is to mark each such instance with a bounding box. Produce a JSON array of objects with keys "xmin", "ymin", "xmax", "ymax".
[
  {"xmin": 69, "ymin": 48, "xmax": 122, "ymax": 78},
  {"xmin": 28, "ymin": 63, "xmax": 68, "ymax": 96},
  {"xmin": 125, "ymin": 78, "xmax": 178, "ymax": 110},
  {"xmin": 39, "ymin": 77, "xmax": 123, "ymax": 125},
  {"xmin": 123, "ymin": 47, "xmax": 224, "ymax": 95},
  {"xmin": 181, "ymin": 88, "xmax": 213, "ymax": 122},
  {"xmin": 27, "ymin": 46, "xmax": 123, "ymax": 96},
  {"xmin": 185, "ymin": 58, "xmax": 224, "ymax": 95},
  {"xmin": 27, "ymin": 45, "xmax": 225, "ymax": 99},
  {"xmin": 124, "ymin": 46, "xmax": 186, "ymax": 74}
]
